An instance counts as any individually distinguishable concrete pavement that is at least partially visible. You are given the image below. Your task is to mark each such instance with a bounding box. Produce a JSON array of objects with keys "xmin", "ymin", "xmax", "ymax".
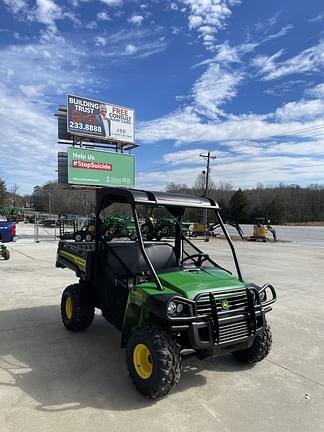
[{"xmin": 1, "ymin": 225, "xmax": 323, "ymax": 432}]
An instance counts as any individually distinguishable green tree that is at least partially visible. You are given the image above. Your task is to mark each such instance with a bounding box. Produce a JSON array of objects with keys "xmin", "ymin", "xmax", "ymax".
[
  {"xmin": 229, "ymin": 188, "xmax": 250, "ymax": 223},
  {"xmin": 266, "ymin": 197, "xmax": 287, "ymax": 224},
  {"xmin": 0, "ymin": 178, "xmax": 7, "ymax": 206}
]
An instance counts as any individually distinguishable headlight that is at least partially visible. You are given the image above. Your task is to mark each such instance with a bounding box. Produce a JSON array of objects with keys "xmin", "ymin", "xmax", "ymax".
[
  {"xmin": 167, "ymin": 301, "xmax": 177, "ymax": 315},
  {"xmin": 176, "ymin": 303, "xmax": 184, "ymax": 313},
  {"xmin": 166, "ymin": 299, "xmax": 192, "ymax": 318}
]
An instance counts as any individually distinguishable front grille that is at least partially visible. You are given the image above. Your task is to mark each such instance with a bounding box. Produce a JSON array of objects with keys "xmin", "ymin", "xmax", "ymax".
[
  {"xmin": 195, "ymin": 289, "xmax": 248, "ymax": 316},
  {"xmin": 218, "ymin": 320, "xmax": 250, "ymax": 343},
  {"xmin": 195, "ymin": 289, "xmax": 250, "ymax": 344}
]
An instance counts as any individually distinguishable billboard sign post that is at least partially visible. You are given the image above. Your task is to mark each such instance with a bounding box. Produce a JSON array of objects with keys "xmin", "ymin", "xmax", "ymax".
[
  {"xmin": 67, "ymin": 94, "xmax": 135, "ymax": 144},
  {"xmin": 68, "ymin": 148, "xmax": 135, "ymax": 188}
]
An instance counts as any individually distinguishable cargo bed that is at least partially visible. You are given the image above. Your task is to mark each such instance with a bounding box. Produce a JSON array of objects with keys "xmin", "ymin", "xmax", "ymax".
[{"xmin": 56, "ymin": 240, "xmax": 95, "ymax": 279}]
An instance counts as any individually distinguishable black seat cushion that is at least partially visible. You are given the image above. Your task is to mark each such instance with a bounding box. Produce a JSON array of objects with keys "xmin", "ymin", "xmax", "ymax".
[{"xmin": 105, "ymin": 242, "xmax": 176, "ymax": 278}]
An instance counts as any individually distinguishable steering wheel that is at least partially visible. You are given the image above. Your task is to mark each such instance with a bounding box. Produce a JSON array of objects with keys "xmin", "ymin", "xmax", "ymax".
[{"xmin": 182, "ymin": 253, "xmax": 209, "ymax": 267}]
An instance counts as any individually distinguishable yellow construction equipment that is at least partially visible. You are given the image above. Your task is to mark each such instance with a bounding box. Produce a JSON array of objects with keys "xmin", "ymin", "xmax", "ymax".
[{"xmin": 249, "ymin": 218, "xmax": 277, "ymax": 242}]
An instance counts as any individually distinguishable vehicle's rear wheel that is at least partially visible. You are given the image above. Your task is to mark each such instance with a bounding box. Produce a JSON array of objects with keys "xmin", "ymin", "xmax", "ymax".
[
  {"xmin": 232, "ymin": 325, "xmax": 272, "ymax": 364},
  {"xmin": 84, "ymin": 232, "xmax": 93, "ymax": 242},
  {"xmin": 4, "ymin": 248, "xmax": 10, "ymax": 260},
  {"xmin": 126, "ymin": 326, "xmax": 181, "ymax": 398},
  {"xmin": 74, "ymin": 232, "xmax": 83, "ymax": 242},
  {"xmin": 61, "ymin": 284, "xmax": 94, "ymax": 331}
]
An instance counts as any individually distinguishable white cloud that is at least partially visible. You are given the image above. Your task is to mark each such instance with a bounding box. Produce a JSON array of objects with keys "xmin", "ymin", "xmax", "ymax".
[
  {"xmin": 137, "ymin": 105, "xmax": 324, "ymax": 145},
  {"xmin": 3, "ymin": 0, "xmax": 27, "ymax": 13},
  {"xmin": 94, "ymin": 29, "xmax": 167, "ymax": 59},
  {"xmin": 180, "ymin": 0, "xmax": 241, "ymax": 50},
  {"xmin": 19, "ymin": 84, "xmax": 45, "ymax": 98},
  {"xmin": 136, "ymin": 150, "xmax": 324, "ymax": 191},
  {"xmin": 163, "ymin": 148, "xmax": 211, "ymax": 165},
  {"xmin": 264, "ymin": 79, "xmax": 308, "ymax": 97},
  {"xmin": 0, "ymin": 37, "xmax": 93, "ymax": 103},
  {"xmin": 4, "ymin": 0, "xmax": 78, "ymax": 33},
  {"xmin": 85, "ymin": 21, "xmax": 97, "ymax": 29},
  {"xmin": 125, "ymin": 44, "xmax": 137, "ymax": 55},
  {"xmin": 263, "ymin": 138, "xmax": 324, "ymax": 157},
  {"xmin": 213, "ymin": 41, "xmax": 257, "ymax": 64},
  {"xmin": 34, "ymin": 0, "xmax": 62, "ymax": 30},
  {"xmin": 128, "ymin": 15, "xmax": 144, "ymax": 25},
  {"xmin": 253, "ymin": 40, "xmax": 324, "ymax": 80},
  {"xmin": 95, "ymin": 36, "xmax": 107, "ymax": 46},
  {"xmin": 305, "ymin": 83, "xmax": 324, "ymax": 99},
  {"xmin": 308, "ymin": 12, "xmax": 324, "ymax": 23},
  {"xmin": 251, "ymin": 49, "xmax": 285, "ymax": 74},
  {"xmin": 0, "ymin": 84, "xmax": 58, "ymax": 193},
  {"xmin": 275, "ymin": 99, "xmax": 324, "ymax": 122},
  {"xmin": 263, "ymin": 24, "xmax": 293, "ymax": 42},
  {"xmin": 100, "ymin": 0, "xmax": 122, "ymax": 6},
  {"xmin": 97, "ymin": 11, "xmax": 111, "ymax": 21},
  {"xmin": 137, "ymin": 166, "xmax": 204, "ymax": 190},
  {"xmin": 192, "ymin": 63, "xmax": 243, "ymax": 118}
]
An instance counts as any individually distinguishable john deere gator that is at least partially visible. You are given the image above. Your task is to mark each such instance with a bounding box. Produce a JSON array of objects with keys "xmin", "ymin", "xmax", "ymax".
[{"xmin": 56, "ymin": 187, "xmax": 277, "ymax": 398}]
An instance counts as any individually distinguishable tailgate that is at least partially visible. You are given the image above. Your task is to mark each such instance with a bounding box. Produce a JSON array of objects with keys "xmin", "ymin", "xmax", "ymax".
[{"xmin": 56, "ymin": 240, "xmax": 94, "ymax": 278}]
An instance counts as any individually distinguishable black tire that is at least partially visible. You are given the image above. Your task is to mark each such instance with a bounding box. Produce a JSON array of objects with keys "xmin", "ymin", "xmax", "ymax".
[
  {"xmin": 104, "ymin": 231, "xmax": 113, "ymax": 242},
  {"xmin": 232, "ymin": 325, "xmax": 272, "ymax": 364},
  {"xmin": 160, "ymin": 227, "xmax": 169, "ymax": 237},
  {"xmin": 126, "ymin": 326, "xmax": 182, "ymax": 398},
  {"xmin": 74, "ymin": 232, "xmax": 83, "ymax": 242},
  {"xmin": 84, "ymin": 232, "xmax": 93, "ymax": 242},
  {"xmin": 129, "ymin": 233, "xmax": 137, "ymax": 241},
  {"xmin": 61, "ymin": 284, "xmax": 94, "ymax": 331},
  {"xmin": 4, "ymin": 248, "xmax": 10, "ymax": 260}
]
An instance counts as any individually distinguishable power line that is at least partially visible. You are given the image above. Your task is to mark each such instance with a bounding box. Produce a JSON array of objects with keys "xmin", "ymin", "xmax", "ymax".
[{"xmin": 266, "ymin": 123, "xmax": 324, "ymax": 139}]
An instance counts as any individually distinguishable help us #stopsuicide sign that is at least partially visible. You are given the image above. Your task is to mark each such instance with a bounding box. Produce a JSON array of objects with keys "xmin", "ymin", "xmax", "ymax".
[{"xmin": 68, "ymin": 148, "xmax": 135, "ymax": 188}]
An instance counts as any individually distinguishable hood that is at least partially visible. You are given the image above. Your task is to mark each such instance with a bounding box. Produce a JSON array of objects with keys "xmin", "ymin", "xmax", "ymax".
[{"xmin": 158, "ymin": 268, "xmax": 245, "ymax": 300}]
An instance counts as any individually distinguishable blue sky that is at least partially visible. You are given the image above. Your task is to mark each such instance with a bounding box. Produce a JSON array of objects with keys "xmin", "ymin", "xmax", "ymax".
[{"xmin": 1, "ymin": 0, "xmax": 324, "ymax": 194}]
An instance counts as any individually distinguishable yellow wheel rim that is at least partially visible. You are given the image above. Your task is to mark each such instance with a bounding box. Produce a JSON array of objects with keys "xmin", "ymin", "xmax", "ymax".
[
  {"xmin": 65, "ymin": 297, "xmax": 73, "ymax": 320},
  {"xmin": 133, "ymin": 344, "xmax": 153, "ymax": 379}
]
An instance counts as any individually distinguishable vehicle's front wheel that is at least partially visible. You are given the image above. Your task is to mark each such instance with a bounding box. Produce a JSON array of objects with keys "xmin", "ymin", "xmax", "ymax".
[
  {"xmin": 126, "ymin": 326, "xmax": 181, "ymax": 398},
  {"xmin": 61, "ymin": 284, "xmax": 94, "ymax": 331},
  {"xmin": 232, "ymin": 325, "xmax": 272, "ymax": 364}
]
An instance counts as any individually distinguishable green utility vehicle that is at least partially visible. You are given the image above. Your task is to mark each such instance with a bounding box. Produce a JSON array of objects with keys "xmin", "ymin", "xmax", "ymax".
[{"xmin": 56, "ymin": 188, "xmax": 277, "ymax": 398}]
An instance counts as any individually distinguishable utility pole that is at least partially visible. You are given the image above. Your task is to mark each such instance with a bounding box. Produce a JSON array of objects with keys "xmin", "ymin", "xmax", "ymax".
[{"xmin": 199, "ymin": 151, "xmax": 217, "ymax": 240}]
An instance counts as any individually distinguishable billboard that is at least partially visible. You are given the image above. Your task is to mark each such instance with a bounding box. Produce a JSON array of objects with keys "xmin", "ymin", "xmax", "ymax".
[
  {"xmin": 68, "ymin": 148, "xmax": 135, "ymax": 188},
  {"xmin": 67, "ymin": 94, "xmax": 135, "ymax": 144},
  {"xmin": 57, "ymin": 152, "xmax": 68, "ymax": 183}
]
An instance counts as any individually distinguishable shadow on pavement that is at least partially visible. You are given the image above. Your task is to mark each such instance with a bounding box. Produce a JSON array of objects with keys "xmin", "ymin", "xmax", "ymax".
[{"xmin": 0, "ymin": 305, "xmax": 249, "ymax": 412}]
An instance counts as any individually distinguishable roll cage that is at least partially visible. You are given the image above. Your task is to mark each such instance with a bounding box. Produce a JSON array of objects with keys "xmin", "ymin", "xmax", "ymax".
[{"xmin": 95, "ymin": 187, "xmax": 243, "ymax": 291}]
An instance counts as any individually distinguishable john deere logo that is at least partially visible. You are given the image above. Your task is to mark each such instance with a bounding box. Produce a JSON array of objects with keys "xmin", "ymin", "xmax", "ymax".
[{"xmin": 221, "ymin": 299, "xmax": 230, "ymax": 310}]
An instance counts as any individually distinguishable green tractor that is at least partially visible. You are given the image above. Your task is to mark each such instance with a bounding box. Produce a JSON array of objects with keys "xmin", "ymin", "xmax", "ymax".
[
  {"xmin": 56, "ymin": 188, "xmax": 277, "ymax": 398},
  {"xmin": 104, "ymin": 215, "xmax": 136, "ymax": 241}
]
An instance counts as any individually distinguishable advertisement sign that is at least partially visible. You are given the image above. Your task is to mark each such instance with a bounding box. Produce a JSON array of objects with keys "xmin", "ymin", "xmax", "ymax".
[
  {"xmin": 68, "ymin": 148, "xmax": 135, "ymax": 188},
  {"xmin": 57, "ymin": 152, "xmax": 68, "ymax": 184},
  {"xmin": 67, "ymin": 94, "xmax": 135, "ymax": 144}
]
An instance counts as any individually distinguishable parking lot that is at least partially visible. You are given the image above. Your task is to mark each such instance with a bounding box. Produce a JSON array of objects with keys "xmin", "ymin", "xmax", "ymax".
[{"xmin": 1, "ymin": 224, "xmax": 324, "ymax": 432}]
